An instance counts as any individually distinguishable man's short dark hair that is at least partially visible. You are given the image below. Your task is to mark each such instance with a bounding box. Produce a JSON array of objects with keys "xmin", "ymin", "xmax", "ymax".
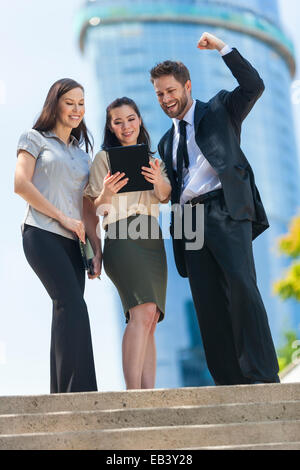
[{"xmin": 150, "ymin": 60, "xmax": 191, "ymax": 86}]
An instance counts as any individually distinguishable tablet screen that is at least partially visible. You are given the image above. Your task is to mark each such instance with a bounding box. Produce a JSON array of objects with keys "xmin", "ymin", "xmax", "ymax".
[{"xmin": 107, "ymin": 144, "xmax": 154, "ymax": 193}]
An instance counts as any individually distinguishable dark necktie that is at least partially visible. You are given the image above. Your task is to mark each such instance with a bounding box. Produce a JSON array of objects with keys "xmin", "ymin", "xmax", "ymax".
[{"xmin": 176, "ymin": 120, "xmax": 190, "ymax": 199}]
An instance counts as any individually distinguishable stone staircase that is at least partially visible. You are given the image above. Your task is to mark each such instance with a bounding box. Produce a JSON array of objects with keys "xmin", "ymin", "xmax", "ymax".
[{"xmin": 0, "ymin": 383, "xmax": 300, "ymax": 450}]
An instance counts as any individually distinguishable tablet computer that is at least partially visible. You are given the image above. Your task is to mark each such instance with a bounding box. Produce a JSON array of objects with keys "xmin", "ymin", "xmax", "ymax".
[{"xmin": 106, "ymin": 144, "xmax": 154, "ymax": 193}]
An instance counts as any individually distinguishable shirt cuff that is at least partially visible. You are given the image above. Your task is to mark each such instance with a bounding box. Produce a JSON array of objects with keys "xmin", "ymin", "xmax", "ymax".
[{"xmin": 219, "ymin": 45, "xmax": 233, "ymax": 56}]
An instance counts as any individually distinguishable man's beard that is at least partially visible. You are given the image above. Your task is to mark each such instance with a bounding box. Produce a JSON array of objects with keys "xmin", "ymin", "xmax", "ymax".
[{"xmin": 161, "ymin": 92, "xmax": 189, "ymax": 119}]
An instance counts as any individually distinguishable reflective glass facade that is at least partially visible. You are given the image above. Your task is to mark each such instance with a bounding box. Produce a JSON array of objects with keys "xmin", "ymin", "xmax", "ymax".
[
  {"xmin": 77, "ymin": 0, "xmax": 300, "ymax": 387},
  {"xmin": 200, "ymin": 0, "xmax": 280, "ymax": 24}
]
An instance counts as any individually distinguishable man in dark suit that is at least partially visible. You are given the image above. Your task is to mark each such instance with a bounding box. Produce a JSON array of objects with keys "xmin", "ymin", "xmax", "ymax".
[{"xmin": 150, "ymin": 32, "xmax": 280, "ymax": 385}]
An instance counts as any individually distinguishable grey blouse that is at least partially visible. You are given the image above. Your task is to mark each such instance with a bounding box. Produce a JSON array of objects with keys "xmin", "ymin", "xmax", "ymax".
[{"xmin": 17, "ymin": 129, "xmax": 92, "ymax": 240}]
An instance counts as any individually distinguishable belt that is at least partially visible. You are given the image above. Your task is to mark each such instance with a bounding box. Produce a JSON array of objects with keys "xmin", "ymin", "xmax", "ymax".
[{"xmin": 188, "ymin": 189, "xmax": 223, "ymax": 207}]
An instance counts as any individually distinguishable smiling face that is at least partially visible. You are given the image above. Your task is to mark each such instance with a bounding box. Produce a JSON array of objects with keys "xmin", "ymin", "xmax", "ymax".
[
  {"xmin": 153, "ymin": 75, "xmax": 192, "ymax": 120},
  {"xmin": 109, "ymin": 104, "xmax": 142, "ymax": 146},
  {"xmin": 56, "ymin": 87, "xmax": 85, "ymax": 129}
]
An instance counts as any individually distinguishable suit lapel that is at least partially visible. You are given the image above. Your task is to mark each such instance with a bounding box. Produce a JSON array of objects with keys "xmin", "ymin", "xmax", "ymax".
[
  {"xmin": 194, "ymin": 99, "xmax": 209, "ymax": 131},
  {"xmin": 163, "ymin": 125, "xmax": 175, "ymax": 187},
  {"xmin": 194, "ymin": 99, "xmax": 214, "ymax": 166}
]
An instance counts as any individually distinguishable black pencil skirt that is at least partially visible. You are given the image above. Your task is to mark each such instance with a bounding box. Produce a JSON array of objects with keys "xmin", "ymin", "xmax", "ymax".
[
  {"xmin": 103, "ymin": 215, "xmax": 167, "ymax": 323},
  {"xmin": 22, "ymin": 224, "xmax": 97, "ymax": 393}
]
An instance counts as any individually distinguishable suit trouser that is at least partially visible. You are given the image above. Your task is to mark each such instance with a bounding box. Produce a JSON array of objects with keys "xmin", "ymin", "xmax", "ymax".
[
  {"xmin": 183, "ymin": 192, "xmax": 280, "ymax": 385},
  {"xmin": 22, "ymin": 224, "xmax": 98, "ymax": 393}
]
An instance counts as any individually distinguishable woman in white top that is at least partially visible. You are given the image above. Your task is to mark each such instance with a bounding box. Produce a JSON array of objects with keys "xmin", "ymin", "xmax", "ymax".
[
  {"xmin": 14, "ymin": 78, "xmax": 100, "ymax": 393},
  {"xmin": 84, "ymin": 97, "xmax": 171, "ymax": 390}
]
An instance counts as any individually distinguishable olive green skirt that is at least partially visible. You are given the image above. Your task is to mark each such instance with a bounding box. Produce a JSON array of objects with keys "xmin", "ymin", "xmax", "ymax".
[{"xmin": 103, "ymin": 215, "xmax": 167, "ymax": 323}]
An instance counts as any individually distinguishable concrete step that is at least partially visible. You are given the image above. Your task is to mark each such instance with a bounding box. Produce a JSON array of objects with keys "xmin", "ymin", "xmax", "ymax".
[
  {"xmin": 1, "ymin": 401, "xmax": 299, "ymax": 435},
  {"xmin": 1, "ymin": 384, "xmax": 299, "ymax": 450},
  {"xmin": 0, "ymin": 383, "xmax": 299, "ymax": 415},
  {"xmin": 1, "ymin": 420, "xmax": 300, "ymax": 450},
  {"xmin": 194, "ymin": 442, "xmax": 300, "ymax": 450}
]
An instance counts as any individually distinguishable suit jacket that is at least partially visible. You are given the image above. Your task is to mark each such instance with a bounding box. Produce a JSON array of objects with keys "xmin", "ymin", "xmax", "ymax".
[{"xmin": 158, "ymin": 48, "xmax": 269, "ymax": 278}]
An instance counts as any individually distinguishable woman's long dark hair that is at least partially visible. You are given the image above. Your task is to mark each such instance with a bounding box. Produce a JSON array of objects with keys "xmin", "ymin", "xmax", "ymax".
[
  {"xmin": 33, "ymin": 78, "xmax": 93, "ymax": 153},
  {"xmin": 102, "ymin": 97, "xmax": 154, "ymax": 154}
]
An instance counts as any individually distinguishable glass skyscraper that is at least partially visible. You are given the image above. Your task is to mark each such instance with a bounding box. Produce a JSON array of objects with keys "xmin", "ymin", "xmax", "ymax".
[{"xmin": 75, "ymin": 0, "xmax": 300, "ymax": 387}]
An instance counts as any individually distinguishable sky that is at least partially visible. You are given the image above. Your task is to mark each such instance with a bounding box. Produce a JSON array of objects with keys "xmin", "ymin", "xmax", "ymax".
[{"xmin": 0, "ymin": 0, "xmax": 300, "ymax": 396}]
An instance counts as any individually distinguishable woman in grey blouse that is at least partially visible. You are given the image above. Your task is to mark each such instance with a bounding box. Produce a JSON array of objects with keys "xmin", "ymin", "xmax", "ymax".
[{"xmin": 14, "ymin": 78, "xmax": 100, "ymax": 393}]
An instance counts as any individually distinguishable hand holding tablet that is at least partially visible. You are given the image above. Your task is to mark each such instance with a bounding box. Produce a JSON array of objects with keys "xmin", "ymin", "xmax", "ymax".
[{"xmin": 141, "ymin": 158, "xmax": 164, "ymax": 186}]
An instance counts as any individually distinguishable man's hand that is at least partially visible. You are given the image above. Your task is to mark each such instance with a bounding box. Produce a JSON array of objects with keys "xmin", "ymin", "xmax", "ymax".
[{"xmin": 197, "ymin": 32, "xmax": 226, "ymax": 52}]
